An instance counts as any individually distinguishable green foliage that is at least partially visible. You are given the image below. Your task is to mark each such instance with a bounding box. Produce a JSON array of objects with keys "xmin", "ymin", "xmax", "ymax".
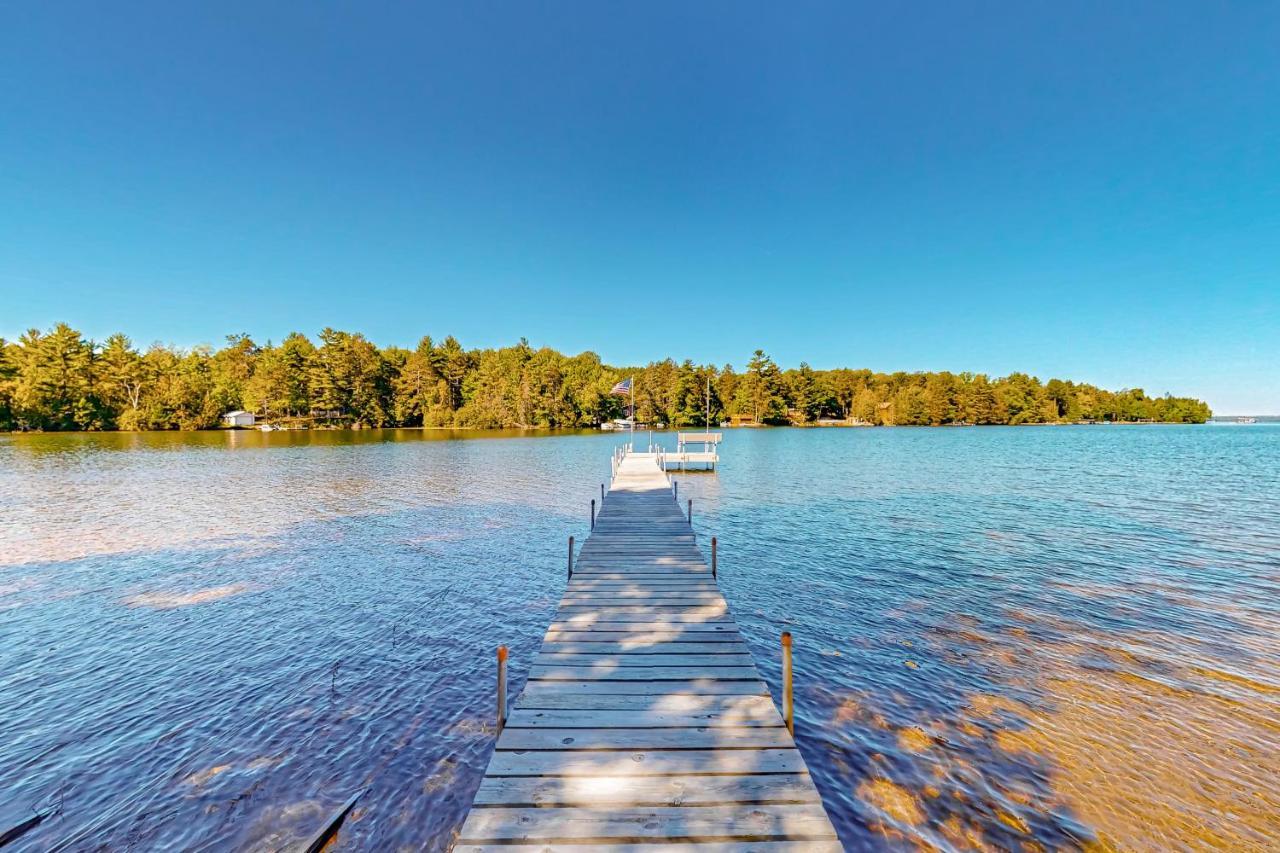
[
  {"xmin": 310, "ymin": 329, "xmax": 390, "ymax": 426},
  {"xmin": 0, "ymin": 325, "xmax": 1213, "ymax": 431},
  {"xmin": 9, "ymin": 324, "xmax": 104, "ymax": 430},
  {"xmin": 97, "ymin": 333, "xmax": 143, "ymax": 428},
  {"xmin": 737, "ymin": 350, "xmax": 788, "ymax": 424},
  {"xmin": 0, "ymin": 338, "xmax": 16, "ymax": 431}
]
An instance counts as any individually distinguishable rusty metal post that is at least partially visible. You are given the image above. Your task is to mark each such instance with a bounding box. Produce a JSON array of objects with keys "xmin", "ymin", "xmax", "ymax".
[
  {"xmin": 781, "ymin": 632, "xmax": 794, "ymax": 735},
  {"xmin": 497, "ymin": 646, "xmax": 509, "ymax": 732},
  {"xmin": 711, "ymin": 536, "xmax": 717, "ymax": 579},
  {"xmin": 568, "ymin": 535, "xmax": 574, "ymax": 579}
]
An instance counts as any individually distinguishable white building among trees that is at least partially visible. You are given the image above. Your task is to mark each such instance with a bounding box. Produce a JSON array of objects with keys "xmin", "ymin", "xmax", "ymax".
[{"xmin": 223, "ymin": 410, "xmax": 255, "ymax": 428}]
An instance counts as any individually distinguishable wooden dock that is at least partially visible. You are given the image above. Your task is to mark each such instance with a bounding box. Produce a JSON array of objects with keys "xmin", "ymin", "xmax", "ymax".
[{"xmin": 455, "ymin": 450, "xmax": 840, "ymax": 851}]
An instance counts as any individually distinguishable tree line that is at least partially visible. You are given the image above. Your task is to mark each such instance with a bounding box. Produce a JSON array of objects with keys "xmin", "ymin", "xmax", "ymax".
[{"xmin": 0, "ymin": 324, "xmax": 1211, "ymax": 431}]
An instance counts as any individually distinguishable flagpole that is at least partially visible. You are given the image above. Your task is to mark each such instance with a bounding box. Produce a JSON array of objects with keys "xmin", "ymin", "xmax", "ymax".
[{"xmin": 630, "ymin": 375, "xmax": 635, "ymax": 450}]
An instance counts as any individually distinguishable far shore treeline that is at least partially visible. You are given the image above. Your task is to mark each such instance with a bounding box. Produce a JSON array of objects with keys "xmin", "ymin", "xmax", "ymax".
[{"xmin": 1, "ymin": 324, "xmax": 1211, "ymax": 432}]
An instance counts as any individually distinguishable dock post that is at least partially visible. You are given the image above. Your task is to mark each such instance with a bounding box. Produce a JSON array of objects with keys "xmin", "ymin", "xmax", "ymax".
[
  {"xmin": 781, "ymin": 632, "xmax": 794, "ymax": 735},
  {"xmin": 497, "ymin": 646, "xmax": 509, "ymax": 732},
  {"xmin": 601, "ymin": 483, "xmax": 605, "ymax": 502},
  {"xmin": 687, "ymin": 498, "xmax": 692, "ymax": 524},
  {"xmin": 568, "ymin": 535, "xmax": 574, "ymax": 579},
  {"xmin": 591, "ymin": 499, "xmax": 596, "ymax": 530},
  {"xmin": 711, "ymin": 536, "xmax": 717, "ymax": 579},
  {"xmin": 673, "ymin": 480, "xmax": 678, "ymax": 503}
]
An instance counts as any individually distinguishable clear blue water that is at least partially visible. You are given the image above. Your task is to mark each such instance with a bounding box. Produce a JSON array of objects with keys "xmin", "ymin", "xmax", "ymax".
[{"xmin": 2, "ymin": 425, "xmax": 1277, "ymax": 850}]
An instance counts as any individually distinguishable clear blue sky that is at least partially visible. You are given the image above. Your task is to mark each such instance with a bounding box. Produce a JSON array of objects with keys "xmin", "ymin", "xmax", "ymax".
[{"xmin": 1, "ymin": 3, "xmax": 1277, "ymax": 413}]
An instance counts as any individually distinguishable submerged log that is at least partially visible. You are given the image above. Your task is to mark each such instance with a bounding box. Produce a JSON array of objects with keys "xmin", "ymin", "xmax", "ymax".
[{"xmin": 302, "ymin": 788, "xmax": 366, "ymax": 853}]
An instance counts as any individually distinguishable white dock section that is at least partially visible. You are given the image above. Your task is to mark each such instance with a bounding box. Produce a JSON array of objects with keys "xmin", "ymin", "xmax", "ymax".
[{"xmin": 455, "ymin": 452, "xmax": 840, "ymax": 851}]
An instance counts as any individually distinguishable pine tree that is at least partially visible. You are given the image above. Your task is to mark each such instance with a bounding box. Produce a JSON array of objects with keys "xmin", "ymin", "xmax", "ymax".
[
  {"xmin": 0, "ymin": 338, "xmax": 16, "ymax": 430},
  {"xmin": 16, "ymin": 324, "xmax": 101, "ymax": 430},
  {"xmin": 97, "ymin": 333, "xmax": 144, "ymax": 429}
]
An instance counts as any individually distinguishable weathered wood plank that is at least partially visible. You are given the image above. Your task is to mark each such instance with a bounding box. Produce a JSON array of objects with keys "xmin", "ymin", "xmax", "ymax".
[
  {"xmin": 533, "ymin": 653, "xmax": 757, "ymax": 667},
  {"xmin": 539, "ymin": 642, "xmax": 748, "ymax": 655},
  {"xmin": 505, "ymin": 703, "xmax": 783, "ymax": 728},
  {"xmin": 471, "ymin": 773, "xmax": 820, "ymax": 806},
  {"xmin": 576, "ymin": 551, "xmax": 704, "ymax": 557},
  {"xmin": 562, "ymin": 591, "xmax": 723, "ymax": 600},
  {"xmin": 555, "ymin": 601, "xmax": 727, "ymax": 607},
  {"xmin": 456, "ymin": 842, "xmax": 844, "ymax": 853},
  {"xmin": 529, "ymin": 665, "xmax": 761, "ymax": 680},
  {"xmin": 543, "ymin": 631, "xmax": 740, "ymax": 643},
  {"xmin": 559, "ymin": 598, "xmax": 725, "ymax": 607},
  {"xmin": 497, "ymin": 726, "xmax": 793, "ymax": 750},
  {"xmin": 512, "ymin": 694, "xmax": 783, "ymax": 715},
  {"xmin": 484, "ymin": 748, "xmax": 810, "ymax": 777},
  {"xmin": 569, "ymin": 575, "xmax": 714, "ymax": 582},
  {"xmin": 542, "ymin": 617, "xmax": 742, "ymax": 630},
  {"xmin": 563, "ymin": 588, "xmax": 719, "ymax": 595},
  {"xmin": 518, "ymin": 679, "xmax": 770, "ymax": 696},
  {"xmin": 572, "ymin": 565, "xmax": 710, "ymax": 573},
  {"xmin": 565, "ymin": 583, "xmax": 719, "ymax": 591},
  {"xmin": 570, "ymin": 572, "xmax": 712, "ymax": 579},
  {"xmin": 551, "ymin": 613, "xmax": 737, "ymax": 624},
  {"xmin": 457, "ymin": 803, "xmax": 838, "ymax": 842}
]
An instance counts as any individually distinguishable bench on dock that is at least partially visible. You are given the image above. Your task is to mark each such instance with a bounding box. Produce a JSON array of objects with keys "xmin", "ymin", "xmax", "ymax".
[{"xmin": 676, "ymin": 431, "xmax": 723, "ymax": 446}]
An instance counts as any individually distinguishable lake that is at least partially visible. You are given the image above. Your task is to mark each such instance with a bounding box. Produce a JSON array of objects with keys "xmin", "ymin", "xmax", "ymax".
[{"xmin": 2, "ymin": 425, "xmax": 1277, "ymax": 850}]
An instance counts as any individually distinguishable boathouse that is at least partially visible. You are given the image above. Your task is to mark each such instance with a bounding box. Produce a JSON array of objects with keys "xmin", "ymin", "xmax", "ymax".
[{"xmin": 223, "ymin": 410, "xmax": 255, "ymax": 428}]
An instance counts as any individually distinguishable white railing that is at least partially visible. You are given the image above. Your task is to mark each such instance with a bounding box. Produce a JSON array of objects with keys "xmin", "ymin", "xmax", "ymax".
[{"xmin": 610, "ymin": 443, "xmax": 632, "ymax": 483}]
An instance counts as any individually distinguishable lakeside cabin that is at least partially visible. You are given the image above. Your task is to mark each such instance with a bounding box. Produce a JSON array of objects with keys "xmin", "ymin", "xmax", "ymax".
[{"xmin": 223, "ymin": 410, "xmax": 255, "ymax": 428}]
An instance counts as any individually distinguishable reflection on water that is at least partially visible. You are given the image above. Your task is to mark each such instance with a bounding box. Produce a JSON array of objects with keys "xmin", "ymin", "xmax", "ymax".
[
  {"xmin": 123, "ymin": 583, "xmax": 257, "ymax": 609},
  {"xmin": 2, "ymin": 425, "xmax": 1278, "ymax": 850}
]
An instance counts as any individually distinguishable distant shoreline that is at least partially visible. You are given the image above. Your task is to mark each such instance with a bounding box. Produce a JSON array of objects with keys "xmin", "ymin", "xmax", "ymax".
[
  {"xmin": 5, "ymin": 420, "xmax": 1231, "ymax": 437},
  {"xmin": 2, "ymin": 324, "xmax": 1212, "ymax": 433}
]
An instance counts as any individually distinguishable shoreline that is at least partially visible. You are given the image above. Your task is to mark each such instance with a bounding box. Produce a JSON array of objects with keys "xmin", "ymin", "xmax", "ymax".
[{"xmin": 3, "ymin": 420, "xmax": 1222, "ymax": 437}]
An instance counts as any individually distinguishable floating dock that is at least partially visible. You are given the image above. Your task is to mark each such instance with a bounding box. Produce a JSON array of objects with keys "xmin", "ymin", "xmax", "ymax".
[{"xmin": 455, "ymin": 449, "xmax": 840, "ymax": 851}]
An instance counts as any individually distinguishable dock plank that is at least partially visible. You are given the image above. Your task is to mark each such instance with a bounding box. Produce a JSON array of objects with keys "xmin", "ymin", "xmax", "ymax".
[
  {"xmin": 519, "ymin": 680, "xmax": 770, "ymax": 696},
  {"xmin": 528, "ymin": 665, "xmax": 762, "ymax": 680},
  {"xmin": 457, "ymin": 843, "xmax": 843, "ymax": 853},
  {"xmin": 484, "ymin": 748, "xmax": 810, "ymax": 777},
  {"xmin": 496, "ymin": 726, "xmax": 794, "ymax": 750},
  {"xmin": 538, "ymin": 639, "xmax": 748, "ymax": 650},
  {"xmin": 457, "ymin": 803, "xmax": 837, "ymax": 843},
  {"xmin": 505, "ymin": 703, "xmax": 783, "ymax": 728},
  {"xmin": 512, "ymin": 694, "xmax": 783, "ymax": 714},
  {"xmin": 471, "ymin": 773, "xmax": 820, "ymax": 806},
  {"xmin": 533, "ymin": 653, "xmax": 757, "ymax": 667}
]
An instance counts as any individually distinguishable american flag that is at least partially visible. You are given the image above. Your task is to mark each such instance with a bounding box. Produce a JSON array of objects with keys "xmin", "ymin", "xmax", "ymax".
[{"xmin": 610, "ymin": 378, "xmax": 632, "ymax": 396}]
